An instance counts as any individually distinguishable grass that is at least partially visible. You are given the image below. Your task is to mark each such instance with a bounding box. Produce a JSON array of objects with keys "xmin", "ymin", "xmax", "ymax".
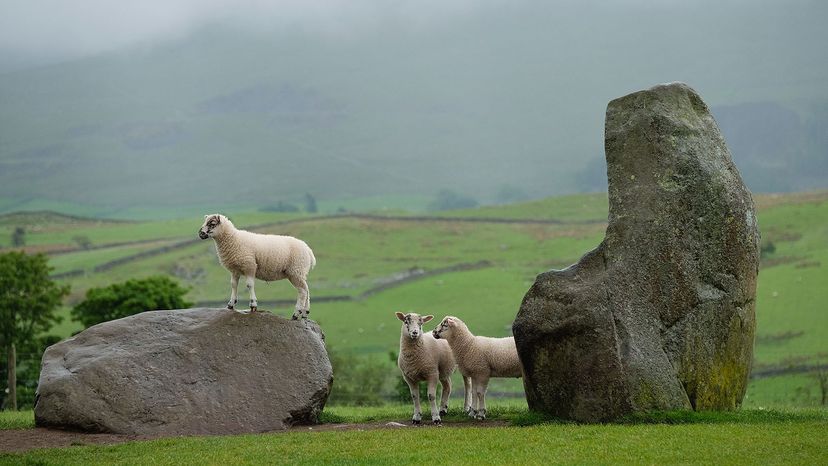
[
  {"xmin": 1, "ymin": 409, "xmax": 826, "ymax": 465},
  {"xmin": 0, "ymin": 410, "xmax": 34, "ymax": 430}
]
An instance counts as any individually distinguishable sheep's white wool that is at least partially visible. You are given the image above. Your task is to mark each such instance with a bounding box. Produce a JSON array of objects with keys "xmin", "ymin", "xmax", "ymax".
[
  {"xmin": 432, "ymin": 316, "xmax": 522, "ymax": 420},
  {"xmin": 199, "ymin": 214, "xmax": 316, "ymax": 319},
  {"xmin": 395, "ymin": 312, "xmax": 461, "ymax": 424}
]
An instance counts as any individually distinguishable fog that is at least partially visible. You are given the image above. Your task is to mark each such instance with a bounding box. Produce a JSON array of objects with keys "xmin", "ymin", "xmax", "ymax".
[{"xmin": 0, "ymin": 0, "xmax": 826, "ymax": 215}]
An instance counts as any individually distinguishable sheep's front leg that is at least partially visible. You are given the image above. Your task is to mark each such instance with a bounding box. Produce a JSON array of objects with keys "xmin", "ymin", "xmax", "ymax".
[
  {"xmin": 473, "ymin": 376, "xmax": 490, "ymax": 420},
  {"xmin": 227, "ymin": 272, "xmax": 240, "ymax": 310},
  {"xmin": 463, "ymin": 376, "xmax": 473, "ymax": 416},
  {"xmin": 406, "ymin": 378, "xmax": 422, "ymax": 425},
  {"xmin": 427, "ymin": 378, "xmax": 441, "ymax": 425},
  {"xmin": 439, "ymin": 376, "xmax": 451, "ymax": 416},
  {"xmin": 288, "ymin": 276, "xmax": 310, "ymax": 320},
  {"xmin": 245, "ymin": 275, "xmax": 258, "ymax": 312}
]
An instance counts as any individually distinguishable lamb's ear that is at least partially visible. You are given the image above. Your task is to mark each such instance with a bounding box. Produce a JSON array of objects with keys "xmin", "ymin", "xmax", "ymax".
[
  {"xmin": 445, "ymin": 317, "xmax": 455, "ymax": 326},
  {"xmin": 204, "ymin": 215, "xmax": 209, "ymax": 220},
  {"xmin": 395, "ymin": 312, "xmax": 406, "ymax": 322},
  {"xmin": 214, "ymin": 215, "xmax": 221, "ymax": 224},
  {"xmin": 422, "ymin": 315, "xmax": 434, "ymax": 323}
]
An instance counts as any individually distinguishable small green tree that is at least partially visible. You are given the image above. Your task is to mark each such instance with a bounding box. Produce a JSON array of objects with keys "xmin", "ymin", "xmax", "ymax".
[
  {"xmin": 71, "ymin": 276, "xmax": 192, "ymax": 329},
  {"xmin": 72, "ymin": 235, "xmax": 93, "ymax": 250},
  {"xmin": 0, "ymin": 252, "xmax": 69, "ymax": 410},
  {"xmin": 11, "ymin": 227, "xmax": 25, "ymax": 247}
]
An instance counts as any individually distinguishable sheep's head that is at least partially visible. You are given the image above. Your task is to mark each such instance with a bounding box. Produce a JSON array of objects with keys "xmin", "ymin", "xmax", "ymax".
[
  {"xmin": 395, "ymin": 312, "xmax": 433, "ymax": 341},
  {"xmin": 432, "ymin": 316, "xmax": 459, "ymax": 340},
  {"xmin": 198, "ymin": 214, "xmax": 225, "ymax": 239}
]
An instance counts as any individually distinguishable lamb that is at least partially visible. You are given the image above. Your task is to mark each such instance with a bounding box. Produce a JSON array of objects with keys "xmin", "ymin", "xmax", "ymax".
[
  {"xmin": 395, "ymin": 312, "xmax": 465, "ymax": 425},
  {"xmin": 432, "ymin": 316, "xmax": 522, "ymax": 420},
  {"xmin": 198, "ymin": 214, "xmax": 316, "ymax": 319}
]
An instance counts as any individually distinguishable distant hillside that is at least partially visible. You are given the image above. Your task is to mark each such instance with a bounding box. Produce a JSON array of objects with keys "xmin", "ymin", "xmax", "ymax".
[{"xmin": 1, "ymin": 1, "xmax": 826, "ymax": 215}]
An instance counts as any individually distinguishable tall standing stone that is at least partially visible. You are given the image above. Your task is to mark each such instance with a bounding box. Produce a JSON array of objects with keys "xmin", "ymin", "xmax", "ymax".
[{"xmin": 513, "ymin": 82, "xmax": 760, "ymax": 422}]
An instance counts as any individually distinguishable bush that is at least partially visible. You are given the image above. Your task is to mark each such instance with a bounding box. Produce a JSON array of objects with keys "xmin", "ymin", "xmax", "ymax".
[
  {"xmin": 327, "ymin": 349, "xmax": 396, "ymax": 406},
  {"xmin": 71, "ymin": 275, "xmax": 192, "ymax": 328}
]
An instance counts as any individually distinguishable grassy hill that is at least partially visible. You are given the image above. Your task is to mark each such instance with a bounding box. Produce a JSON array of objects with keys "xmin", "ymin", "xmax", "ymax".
[{"xmin": 2, "ymin": 191, "xmax": 828, "ymax": 407}]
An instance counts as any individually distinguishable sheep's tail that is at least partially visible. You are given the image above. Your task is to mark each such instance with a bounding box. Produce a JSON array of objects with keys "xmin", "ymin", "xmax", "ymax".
[{"xmin": 308, "ymin": 247, "xmax": 317, "ymax": 270}]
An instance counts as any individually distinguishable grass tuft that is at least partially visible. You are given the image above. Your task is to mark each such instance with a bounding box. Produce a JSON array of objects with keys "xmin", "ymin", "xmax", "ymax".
[{"xmin": 0, "ymin": 410, "xmax": 34, "ymax": 430}]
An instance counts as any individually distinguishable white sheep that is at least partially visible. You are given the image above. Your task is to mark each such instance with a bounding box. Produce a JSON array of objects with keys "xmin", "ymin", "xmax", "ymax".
[
  {"xmin": 432, "ymin": 316, "xmax": 522, "ymax": 420},
  {"xmin": 198, "ymin": 214, "xmax": 316, "ymax": 319},
  {"xmin": 395, "ymin": 312, "xmax": 463, "ymax": 425}
]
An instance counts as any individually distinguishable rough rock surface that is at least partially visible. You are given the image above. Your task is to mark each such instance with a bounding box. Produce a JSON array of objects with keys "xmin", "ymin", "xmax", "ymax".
[
  {"xmin": 35, "ymin": 308, "xmax": 332, "ymax": 435},
  {"xmin": 513, "ymin": 83, "xmax": 760, "ymax": 422}
]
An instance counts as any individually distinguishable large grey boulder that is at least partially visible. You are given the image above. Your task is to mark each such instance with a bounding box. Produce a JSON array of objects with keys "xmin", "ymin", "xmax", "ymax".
[
  {"xmin": 513, "ymin": 83, "xmax": 760, "ymax": 422},
  {"xmin": 35, "ymin": 308, "xmax": 332, "ymax": 435}
]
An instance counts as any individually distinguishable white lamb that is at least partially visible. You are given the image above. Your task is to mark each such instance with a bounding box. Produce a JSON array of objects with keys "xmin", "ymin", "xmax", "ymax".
[
  {"xmin": 395, "ymin": 312, "xmax": 464, "ymax": 425},
  {"xmin": 432, "ymin": 316, "xmax": 522, "ymax": 420},
  {"xmin": 198, "ymin": 214, "xmax": 316, "ymax": 319}
]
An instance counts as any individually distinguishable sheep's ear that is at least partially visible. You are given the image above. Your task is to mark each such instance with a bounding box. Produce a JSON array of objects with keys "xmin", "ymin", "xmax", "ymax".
[
  {"xmin": 445, "ymin": 317, "xmax": 455, "ymax": 326},
  {"xmin": 395, "ymin": 312, "xmax": 406, "ymax": 322},
  {"xmin": 214, "ymin": 215, "xmax": 221, "ymax": 224},
  {"xmin": 204, "ymin": 215, "xmax": 209, "ymax": 219},
  {"xmin": 422, "ymin": 315, "xmax": 434, "ymax": 323}
]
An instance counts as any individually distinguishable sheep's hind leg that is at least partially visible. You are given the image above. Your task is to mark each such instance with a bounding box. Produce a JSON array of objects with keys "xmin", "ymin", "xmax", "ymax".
[
  {"xmin": 289, "ymin": 276, "xmax": 310, "ymax": 320},
  {"xmin": 227, "ymin": 272, "xmax": 240, "ymax": 310},
  {"xmin": 245, "ymin": 275, "xmax": 258, "ymax": 312},
  {"xmin": 439, "ymin": 376, "xmax": 451, "ymax": 416}
]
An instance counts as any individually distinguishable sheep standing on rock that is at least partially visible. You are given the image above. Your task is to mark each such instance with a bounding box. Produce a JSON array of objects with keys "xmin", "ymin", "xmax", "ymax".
[
  {"xmin": 395, "ymin": 312, "xmax": 461, "ymax": 425},
  {"xmin": 198, "ymin": 214, "xmax": 316, "ymax": 319},
  {"xmin": 432, "ymin": 316, "xmax": 522, "ymax": 420}
]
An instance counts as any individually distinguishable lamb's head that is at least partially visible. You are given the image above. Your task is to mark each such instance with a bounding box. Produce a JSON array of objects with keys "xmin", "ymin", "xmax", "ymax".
[
  {"xmin": 395, "ymin": 312, "xmax": 433, "ymax": 341},
  {"xmin": 198, "ymin": 214, "xmax": 228, "ymax": 239},
  {"xmin": 432, "ymin": 316, "xmax": 462, "ymax": 340}
]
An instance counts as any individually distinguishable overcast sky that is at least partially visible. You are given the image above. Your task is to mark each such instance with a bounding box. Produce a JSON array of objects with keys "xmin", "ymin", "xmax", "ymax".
[
  {"xmin": 0, "ymin": 0, "xmax": 499, "ymax": 68},
  {"xmin": 0, "ymin": 0, "xmax": 751, "ymax": 72}
]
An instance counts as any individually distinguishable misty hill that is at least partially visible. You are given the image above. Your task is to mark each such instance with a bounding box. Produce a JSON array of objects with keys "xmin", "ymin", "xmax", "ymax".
[{"xmin": 1, "ymin": 1, "xmax": 826, "ymax": 216}]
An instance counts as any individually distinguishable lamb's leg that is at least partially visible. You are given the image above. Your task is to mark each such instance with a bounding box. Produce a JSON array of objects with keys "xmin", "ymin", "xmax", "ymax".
[
  {"xmin": 227, "ymin": 272, "xmax": 240, "ymax": 310},
  {"xmin": 406, "ymin": 378, "xmax": 422, "ymax": 425},
  {"xmin": 473, "ymin": 376, "xmax": 490, "ymax": 420},
  {"xmin": 245, "ymin": 275, "xmax": 258, "ymax": 312},
  {"xmin": 463, "ymin": 376, "xmax": 473, "ymax": 416},
  {"xmin": 288, "ymin": 276, "xmax": 310, "ymax": 320},
  {"xmin": 439, "ymin": 376, "xmax": 451, "ymax": 416},
  {"xmin": 427, "ymin": 378, "xmax": 441, "ymax": 425}
]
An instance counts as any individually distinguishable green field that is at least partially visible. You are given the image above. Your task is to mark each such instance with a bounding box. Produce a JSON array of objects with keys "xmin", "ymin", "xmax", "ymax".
[
  {"xmin": 2, "ymin": 191, "xmax": 828, "ymax": 408},
  {"xmin": 1, "ymin": 408, "xmax": 826, "ymax": 464}
]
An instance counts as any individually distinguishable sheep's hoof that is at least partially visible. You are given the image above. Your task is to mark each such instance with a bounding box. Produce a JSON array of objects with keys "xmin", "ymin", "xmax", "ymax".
[
  {"xmin": 432, "ymin": 419, "xmax": 442, "ymax": 426},
  {"xmin": 467, "ymin": 409, "xmax": 476, "ymax": 418},
  {"xmin": 250, "ymin": 306, "xmax": 258, "ymax": 313},
  {"xmin": 227, "ymin": 305, "xmax": 234, "ymax": 310},
  {"xmin": 439, "ymin": 408, "xmax": 448, "ymax": 416},
  {"xmin": 412, "ymin": 419, "xmax": 421, "ymax": 425}
]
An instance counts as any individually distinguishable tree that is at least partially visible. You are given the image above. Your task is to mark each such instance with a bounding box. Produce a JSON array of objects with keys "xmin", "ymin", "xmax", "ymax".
[
  {"xmin": 304, "ymin": 193, "xmax": 318, "ymax": 213},
  {"xmin": 0, "ymin": 252, "xmax": 69, "ymax": 410},
  {"xmin": 71, "ymin": 275, "xmax": 192, "ymax": 329},
  {"xmin": 72, "ymin": 235, "xmax": 93, "ymax": 250},
  {"xmin": 11, "ymin": 227, "xmax": 25, "ymax": 247}
]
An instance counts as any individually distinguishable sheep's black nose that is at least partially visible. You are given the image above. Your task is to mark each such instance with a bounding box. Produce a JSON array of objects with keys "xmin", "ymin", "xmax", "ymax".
[{"xmin": 198, "ymin": 231, "xmax": 208, "ymax": 239}]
